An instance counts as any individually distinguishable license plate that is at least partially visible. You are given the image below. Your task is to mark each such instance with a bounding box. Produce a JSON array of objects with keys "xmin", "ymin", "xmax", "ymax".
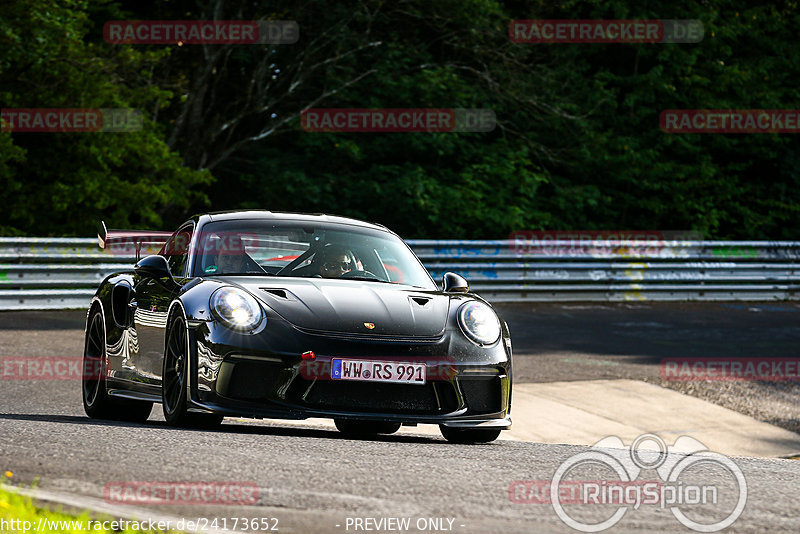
[{"xmin": 331, "ymin": 359, "xmax": 426, "ymax": 385}]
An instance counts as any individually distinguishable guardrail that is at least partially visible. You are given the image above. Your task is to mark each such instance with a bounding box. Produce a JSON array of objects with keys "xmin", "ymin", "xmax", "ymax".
[{"xmin": 0, "ymin": 237, "xmax": 798, "ymax": 310}]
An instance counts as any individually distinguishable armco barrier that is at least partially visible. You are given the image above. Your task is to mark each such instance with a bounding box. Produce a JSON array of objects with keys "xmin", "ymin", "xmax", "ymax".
[{"xmin": 0, "ymin": 237, "xmax": 798, "ymax": 310}]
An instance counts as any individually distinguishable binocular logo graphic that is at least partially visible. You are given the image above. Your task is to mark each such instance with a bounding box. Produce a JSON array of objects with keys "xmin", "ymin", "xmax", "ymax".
[{"xmin": 551, "ymin": 434, "xmax": 747, "ymax": 532}]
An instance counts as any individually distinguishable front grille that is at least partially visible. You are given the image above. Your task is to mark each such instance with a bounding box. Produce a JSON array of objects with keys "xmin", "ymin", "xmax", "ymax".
[
  {"xmin": 458, "ymin": 376, "xmax": 502, "ymax": 414},
  {"xmin": 295, "ymin": 379, "xmax": 457, "ymax": 415},
  {"xmin": 215, "ymin": 359, "xmax": 287, "ymax": 401},
  {"xmin": 292, "ymin": 325, "xmax": 442, "ymax": 344}
]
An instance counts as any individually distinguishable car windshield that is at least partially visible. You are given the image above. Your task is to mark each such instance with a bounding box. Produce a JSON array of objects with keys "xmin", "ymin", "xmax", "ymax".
[{"xmin": 191, "ymin": 219, "xmax": 436, "ymax": 289}]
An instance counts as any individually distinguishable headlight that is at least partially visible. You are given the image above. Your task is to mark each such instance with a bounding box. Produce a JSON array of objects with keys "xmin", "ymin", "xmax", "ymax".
[
  {"xmin": 458, "ymin": 301, "xmax": 501, "ymax": 345},
  {"xmin": 210, "ymin": 287, "xmax": 263, "ymax": 331}
]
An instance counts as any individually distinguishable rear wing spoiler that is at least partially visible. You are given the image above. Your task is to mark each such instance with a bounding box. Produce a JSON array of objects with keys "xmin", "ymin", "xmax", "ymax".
[{"xmin": 97, "ymin": 221, "xmax": 173, "ymax": 261}]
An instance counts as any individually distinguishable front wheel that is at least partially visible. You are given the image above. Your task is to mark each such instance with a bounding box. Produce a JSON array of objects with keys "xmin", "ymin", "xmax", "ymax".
[
  {"xmin": 440, "ymin": 426, "xmax": 501, "ymax": 444},
  {"xmin": 162, "ymin": 315, "xmax": 222, "ymax": 428},
  {"xmin": 334, "ymin": 419, "xmax": 401, "ymax": 436},
  {"xmin": 82, "ymin": 310, "xmax": 152, "ymax": 422}
]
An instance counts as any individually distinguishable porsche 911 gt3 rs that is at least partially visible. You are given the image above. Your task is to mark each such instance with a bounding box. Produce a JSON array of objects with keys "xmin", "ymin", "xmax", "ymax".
[{"xmin": 83, "ymin": 211, "xmax": 512, "ymax": 443}]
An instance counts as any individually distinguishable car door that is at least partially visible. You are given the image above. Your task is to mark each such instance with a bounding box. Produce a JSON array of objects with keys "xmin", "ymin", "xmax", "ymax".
[{"xmin": 133, "ymin": 224, "xmax": 193, "ymax": 384}]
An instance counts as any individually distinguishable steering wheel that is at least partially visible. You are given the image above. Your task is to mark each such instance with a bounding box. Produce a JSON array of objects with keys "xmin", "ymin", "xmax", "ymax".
[
  {"xmin": 276, "ymin": 248, "xmax": 316, "ymax": 276},
  {"xmin": 340, "ymin": 269, "xmax": 381, "ymax": 280}
]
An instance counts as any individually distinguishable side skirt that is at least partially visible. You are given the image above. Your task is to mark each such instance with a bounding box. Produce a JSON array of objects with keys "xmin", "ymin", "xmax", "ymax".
[{"xmin": 107, "ymin": 389, "xmax": 161, "ymax": 403}]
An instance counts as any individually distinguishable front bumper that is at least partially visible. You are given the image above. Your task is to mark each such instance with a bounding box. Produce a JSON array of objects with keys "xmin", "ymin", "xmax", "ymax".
[{"xmin": 185, "ymin": 319, "xmax": 512, "ymax": 429}]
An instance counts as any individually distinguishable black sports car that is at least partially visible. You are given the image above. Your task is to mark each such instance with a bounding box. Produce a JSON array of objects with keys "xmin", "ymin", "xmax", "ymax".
[{"xmin": 83, "ymin": 211, "xmax": 512, "ymax": 443}]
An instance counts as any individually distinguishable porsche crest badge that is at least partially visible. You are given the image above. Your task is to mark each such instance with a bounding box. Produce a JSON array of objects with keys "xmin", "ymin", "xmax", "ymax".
[{"xmin": 363, "ymin": 322, "xmax": 375, "ymax": 329}]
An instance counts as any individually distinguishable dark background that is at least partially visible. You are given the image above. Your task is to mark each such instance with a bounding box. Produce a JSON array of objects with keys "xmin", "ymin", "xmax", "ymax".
[{"xmin": 1, "ymin": 0, "xmax": 798, "ymax": 239}]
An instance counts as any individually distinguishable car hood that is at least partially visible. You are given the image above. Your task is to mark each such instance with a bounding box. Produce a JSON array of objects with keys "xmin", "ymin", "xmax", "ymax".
[{"xmin": 221, "ymin": 277, "xmax": 449, "ymax": 338}]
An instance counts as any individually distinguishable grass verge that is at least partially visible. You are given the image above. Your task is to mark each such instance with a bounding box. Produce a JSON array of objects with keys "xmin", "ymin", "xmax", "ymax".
[{"xmin": 1, "ymin": 477, "xmax": 171, "ymax": 533}]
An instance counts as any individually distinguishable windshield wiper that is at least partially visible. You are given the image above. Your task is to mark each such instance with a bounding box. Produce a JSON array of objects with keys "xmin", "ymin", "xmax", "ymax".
[
  {"xmin": 206, "ymin": 271, "xmax": 275, "ymax": 276},
  {"xmin": 343, "ymin": 276, "xmax": 392, "ymax": 283}
]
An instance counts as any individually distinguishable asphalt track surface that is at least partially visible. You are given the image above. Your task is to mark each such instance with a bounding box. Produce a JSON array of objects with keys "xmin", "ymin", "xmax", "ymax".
[{"xmin": 1, "ymin": 304, "xmax": 799, "ymax": 533}]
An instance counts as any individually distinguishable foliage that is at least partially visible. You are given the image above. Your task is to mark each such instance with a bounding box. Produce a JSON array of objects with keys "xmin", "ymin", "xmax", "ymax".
[
  {"xmin": 1, "ymin": 0, "xmax": 798, "ymax": 238},
  {"xmin": 0, "ymin": 0, "xmax": 210, "ymax": 235}
]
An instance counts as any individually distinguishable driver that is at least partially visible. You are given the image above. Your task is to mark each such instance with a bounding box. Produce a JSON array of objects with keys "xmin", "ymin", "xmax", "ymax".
[{"xmin": 316, "ymin": 244, "xmax": 353, "ymax": 278}]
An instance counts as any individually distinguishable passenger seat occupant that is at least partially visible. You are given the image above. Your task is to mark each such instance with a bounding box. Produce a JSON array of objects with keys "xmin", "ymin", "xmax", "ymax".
[{"xmin": 213, "ymin": 235, "xmax": 248, "ymax": 274}]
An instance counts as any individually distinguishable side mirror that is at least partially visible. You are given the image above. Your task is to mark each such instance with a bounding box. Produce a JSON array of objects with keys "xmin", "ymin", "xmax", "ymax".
[
  {"xmin": 443, "ymin": 272, "xmax": 469, "ymax": 293},
  {"xmin": 134, "ymin": 254, "xmax": 171, "ymax": 279}
]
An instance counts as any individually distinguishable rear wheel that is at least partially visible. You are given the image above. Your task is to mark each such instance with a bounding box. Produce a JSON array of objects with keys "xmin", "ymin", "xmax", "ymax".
[
  {"xmin": 82, "ymin": 310, "xmax": 152, "ymax": 422},
  {"xmin": 334, "ymin": 419, "xmax": 401, "ymax": 436},
  {"xmin": 440, "ymin": 426, "xmax": 501, "ymax": 444},
  {"xmin": 162, "ymin": 315, "xmax": 223, "ymax": 428}
]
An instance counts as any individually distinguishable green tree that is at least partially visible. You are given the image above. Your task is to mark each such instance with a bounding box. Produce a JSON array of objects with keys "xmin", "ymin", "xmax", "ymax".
[
  {"xmin": 2, "ymin": 0, "xmax": 799, "ymax": 239},
  {"xmin": 0, "ymin": 0, "xmax": 210, "ymax": 235}
]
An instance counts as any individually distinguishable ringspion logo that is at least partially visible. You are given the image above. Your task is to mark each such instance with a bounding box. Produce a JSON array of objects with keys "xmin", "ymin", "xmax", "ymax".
[
  {"xmin": 0, "ymin": 109, "xmax": 142, "ymax": 132},
  {"xmin": 509, "ymin": 480, "xmax": 662, "ymax": 505},
  {"xmin": 518, "ymin": 434, "xmax": 746, "ymax": 532}
]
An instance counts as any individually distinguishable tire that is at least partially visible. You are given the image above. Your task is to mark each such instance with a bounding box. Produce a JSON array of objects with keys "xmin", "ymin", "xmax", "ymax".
[
  {"xmin": 162, "ymin": 314, "xmax": 223, "ymax": 428},
  {"xmin": 82, "ymin": 309, "xmax": 152, "ymax": 423},
  {"xmin": 334, "ymin": 419, "xmax": 401, "ymax": 436},
  {"xmin": 440, "ymin": 426, "xmax": 501, "ymax": 444}
]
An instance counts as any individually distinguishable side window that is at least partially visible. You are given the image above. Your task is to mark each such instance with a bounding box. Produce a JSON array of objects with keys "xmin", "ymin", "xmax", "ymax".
[{"xmin": 163, "ymin": 225, "xmax": 193, "ymax": 278}]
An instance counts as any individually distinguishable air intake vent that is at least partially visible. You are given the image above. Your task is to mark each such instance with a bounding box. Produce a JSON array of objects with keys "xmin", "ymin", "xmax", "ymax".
[
  {"xmin": 411, "ymin": 296, "xmax": 431, "ymax": 306},
  {"xmin": 262, "ymin": 288, "xmax": 288, "ymax": 299}
]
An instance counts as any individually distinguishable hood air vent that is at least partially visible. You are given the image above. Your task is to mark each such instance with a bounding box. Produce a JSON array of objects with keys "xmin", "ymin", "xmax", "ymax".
[{"xmin": 262, "ymin": 288, "xmax": 289, "ymax": 299}]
